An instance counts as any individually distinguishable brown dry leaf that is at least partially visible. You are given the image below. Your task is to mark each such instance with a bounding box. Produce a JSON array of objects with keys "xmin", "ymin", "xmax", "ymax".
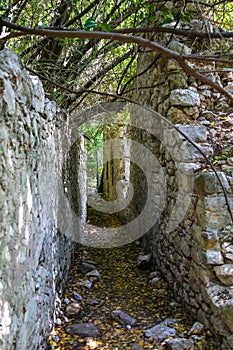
[{"xmin": 49, "ymin": 208, "xmax": 220, "ymax": 349}]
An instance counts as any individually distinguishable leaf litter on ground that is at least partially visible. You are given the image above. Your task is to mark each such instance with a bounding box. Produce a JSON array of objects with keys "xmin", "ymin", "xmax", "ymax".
[{"xmin": 49, "ymin": 210, "xmax": 220, "ymax": 350}]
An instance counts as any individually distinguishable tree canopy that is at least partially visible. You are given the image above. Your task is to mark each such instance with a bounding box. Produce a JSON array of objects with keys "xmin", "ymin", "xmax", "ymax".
[{"xmin": 0, "ymin": 0, "xmax": 233, "ymax": 112}]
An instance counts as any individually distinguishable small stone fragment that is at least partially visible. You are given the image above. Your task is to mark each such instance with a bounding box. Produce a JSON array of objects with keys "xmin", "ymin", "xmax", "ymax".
[
  {"xmin": 63, "ymin": 297, "xmax": 70, "ymax": 305},
  {"xmin": 85, "ymin": 260, "xmax": 97, "ymax": 265},
  {"xmin": 66, "ymin": 323, "xmax": 98, "ymax": 337},
  {"xmin": 65, "ymin": 303, "xmax": 81, "ymax": 316},
  {"xmin": 149, "ymin": 271, "xmax": 159, "ymax": 278},
  {"xmin": 72, "ymin": 291, "xmax": 83, "ymax": 301},
  {"xmin": 52, "ymin": 335, "xmax": 60, "ymax": 343},
  {"xmin": 188, "ymin": 322, "xmax": 204, "ymax": 336},
  {"xmin": 144, "ymin": 324, "xmax": 176, "ymax": 342},
  {"xmin": 86, "ymin": 269, "xmax": 101, "ymax": 280},
  {"xmin": 79, "ymin": 279, "xmax": 92, "ymax": 289},
  {"xmin": 137, "ymin": 253, "xmax": 152, "ymax": 270},
  {"xmin": 111, "ymin": 310, "xmax": 137, "ymax": 326},
  {"xmin": 55, "ymin": 318, "xmax": 62, "ymax": 325},
  {"xmin": 150, "ymin": 277, "xmax": 160, "ymax": 284},
  {"xmin": 80, "ymin": 262, "xmax": 96, "ymax": 274},
  {"xmin": 165, "ymin": 337, "xmax": 194, "ymax": 349},
  {"xmin": 160, "ymin": 319, "xmax": 181, "ymax": 327}
]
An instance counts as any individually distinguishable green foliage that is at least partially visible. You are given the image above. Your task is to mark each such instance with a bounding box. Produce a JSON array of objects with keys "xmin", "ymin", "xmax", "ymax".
[
  {"xmin": 1, "ymin": 0, "xmax": 233, "ymax": 113},
  {"xmin": 160, "ymin": 7, "xmax": 175, "ymax": 24},
  {"xmin": 99, "ymin": 22, "xmax": 111, "ymax": 32},
  {"xmin": 84, "ymin": 18, "xmax": 96, "ymax": 31},
  {"xmin": 81, "ymin": 123, "xmax": 104, "ymax": 191},
  {"xmin": 0, "ymin": 1, "xmax": 8, "ymax": 16}
]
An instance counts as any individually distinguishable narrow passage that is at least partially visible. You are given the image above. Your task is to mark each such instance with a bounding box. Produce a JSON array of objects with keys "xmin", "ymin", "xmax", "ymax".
[{"xmin": 49, "ymin": 210, "xmax": 220, "ymax": 350}]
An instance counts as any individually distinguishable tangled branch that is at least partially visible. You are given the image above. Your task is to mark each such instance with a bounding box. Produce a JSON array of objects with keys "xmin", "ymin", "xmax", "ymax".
[{"xmin": 1, "ymin": 17, "xmax": 233, "ymax": 104}]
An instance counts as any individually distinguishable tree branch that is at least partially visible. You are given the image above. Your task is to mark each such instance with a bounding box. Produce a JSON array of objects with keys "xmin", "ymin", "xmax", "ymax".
[
  {"xmin": 113, "ymin": 25, "xmax": 233, "ymax": 39},
  {"xmin": 1, "ymin": 18, "xmax": 232, "ymax": 103}
]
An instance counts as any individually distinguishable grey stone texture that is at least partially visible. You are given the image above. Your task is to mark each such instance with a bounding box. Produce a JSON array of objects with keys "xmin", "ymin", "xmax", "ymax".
[
  {"xmin": 0, "ymin": 50, "xmax": 86, "ymax": 349},
  {"xmin": 65, "ymin": 323, "xmax": 98, "ymax": 337},
  {"xmin": 129, "ymin": 33, "xmax": 233, "ymax": 350},
  {"xmin": 144, "ymin": 324, "xmax": 177, "ymax": 342},
  {"xmin": 111, "ymin": 310, "xmax": 137, "ymax": 326}
]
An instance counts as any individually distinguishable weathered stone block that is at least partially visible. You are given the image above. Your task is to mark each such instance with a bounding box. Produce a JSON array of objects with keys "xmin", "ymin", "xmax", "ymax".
[
  {"xmin": 202, "ymin": 250, "xmax": 224, "ymax": 265},
  {"xmin": 144, "ymin": 324, "xmax": 176, "ymax": 341},
  {"xmin": 66, "ymin": 323, "xmax": 98, "ymax": 337},
  {"xmin": 170, "ymin": 89, "xmax": 200, "ymax": 107},
  {"xmin": 210, "ymin": 315, "xmax": 231, "ymax": 336},
  {"xmin": 196, "ymin": 196, "xmax": 232, "ymax": 230},
  {"xmin": 194, "ymin": 172, "xmax": 220, "ymax": 195},
  {"xmin": 167, "ymin": 107, "xmax": 188, "ymax": 123},
  {"xmin": 214, "ymin": 265, "xmax": 233, "ymax": 286},
  {"xmin": 165, "ymin": 337, "xmax": 194, "ymax": 349},
  {"xmin": 173, "ymin": 142, "xmax": 212, "ymax": 162},
  {"xmin": 221, "ymin": 300, "xmax": 233, "ymax": 333},
  {"xmin": 168, "ymin": 41, "xmax": 192, "ymax": 55},
  {"xmin": 176, "ymin": 125, "xmax": 207, "ymax": 143},
  {"xmin": 167, "ymin": 73, "xmax": 188, "ymax": 89},
  {"xmin": 192, "ymin": 227, "xmax": 220, "ymax": 250},
  {"xmin": 0, "ymin": 50, "xmax": 86, "ymax": 350}
]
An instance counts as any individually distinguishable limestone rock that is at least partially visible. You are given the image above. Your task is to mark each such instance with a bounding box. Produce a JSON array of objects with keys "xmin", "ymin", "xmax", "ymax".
[
  {"xmin": 144, "ymin": 324, "xmax": 176, "ymax": 341},
  {"xmin": 63, "ymin": 297, "xmax": 70, "ymax": 305},
  {"xmin": 227, "ymin": 157, "xmax": 233, "ymax": 166},
  {"xmin": 79, "ymin": 279, "xmax": 92, "ymax": 289},
  {"xmin": 167, "ymin": 41, "xmax": 192, "ymax": 55},
  {"xmin": 168, "ymin": 73, "xmax": 188, "ymax": 89},
  {"xmin": 221, "ymin": 301, "xmax": 233, "ymax": 333},
  {"xmin": 194, "ymin": 173, "xmax": 220, "ymax": 195},
  {"xmin": 214, "ymin": 265, "xmax": 233, "ymax": 286},
  {"xmin": 188, "ymin": 322, "xmax": 204, "ymax": 335},
  {"xmin": 86, "ymin": 269, "xmax": 101, "ymax": 280},
  {"xmin": 164, "ymin": 337, "xmax": 194, "ymax": 349},
  {"xmin": 80, "ymin": 262, "xmax": 96, "ymax": 274},
  {"xmin": 111, "ymin": 310, "xmax": 137, "ymax": 326},
  {"xmin": 194, "ymin": 228, "xmax": 220, "ymax": 251},
  {"xmin": 31, "ymin": 76, "xmax": 45, "ymax": 113},
  {"xmin": 55, "ymin": 318, "xmax": 62, "ymax": 325},
  {"xmin": 167, "ymin": 107, "xmax": 188, "ymax": 123},
  {"xmin": 65, "ymin": 303, "xmax": 81, "ymax": 316},
  {"xmin": 221, "ymin": 145, "xmax": 233, "ymax": 158},
  {"xmin": 72, "ymin": 291, "xmax": 83, "ymax": 301},
  {"xmin": 160, "ymin": 319, "xmax": 181, "ymax": 327},
  {"xmin": 202, "ymin": 250, "xmax": 224, "ymax": 265},
  {"xmin": 176, "ymin": 125, "xmax": 207, "ymax": 143},
  {"xmin": 150, "ymin": 277, "xmax": 160, "ymax": 284},
  {"xmin": 170, "ymin": 89, "xmax": 200, "ymax": 107},
  {"xmin": 66, "ymin": 323, "xmax": 98, "ymax": 337},
  {"xmin": 137, "ymin": 253, "xmax": 152, "ymax": 270}
]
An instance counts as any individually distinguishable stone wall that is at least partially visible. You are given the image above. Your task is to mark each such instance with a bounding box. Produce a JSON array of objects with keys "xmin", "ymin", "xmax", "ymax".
[
  {"xmin": 0, "ymin": 50, "xmax": 86, "ymax": 349},
  {"xmin": 129, "ymin": 27, "xmax": 233, "ymax": 349}
]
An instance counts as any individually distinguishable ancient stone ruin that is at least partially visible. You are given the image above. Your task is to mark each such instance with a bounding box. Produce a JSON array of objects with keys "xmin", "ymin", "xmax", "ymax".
[{"xmin": 0, "ymin": 32, "xmax": 233, "ymax": 350}]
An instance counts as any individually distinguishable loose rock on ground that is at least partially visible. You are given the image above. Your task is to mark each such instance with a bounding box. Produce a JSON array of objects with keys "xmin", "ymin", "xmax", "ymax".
[{"xmin": 48, "ymin": 211, "xmax": 220, "ymax": 349}]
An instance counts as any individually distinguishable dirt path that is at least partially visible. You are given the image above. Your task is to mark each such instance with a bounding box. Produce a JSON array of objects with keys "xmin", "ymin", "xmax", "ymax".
[{"xmin": 48, "ymin": 212, "xmax": 219, "ymax": 350}]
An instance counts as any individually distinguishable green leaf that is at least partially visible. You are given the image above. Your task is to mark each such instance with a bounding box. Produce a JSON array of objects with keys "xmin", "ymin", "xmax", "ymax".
[
  {"xmin": 84, "ymin": 18, "xmax": 96, "ymax": 31},
  {"xmin": 100, "ymin": 23, "xmax": 111, "ymax": 32},
  {"xmin": 182, "ymin": 13, "xmax": 191, "ymax": 23},
  {"xmin": 160, "ymin": 7, "xmax": 174, "ymax": 24}
]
